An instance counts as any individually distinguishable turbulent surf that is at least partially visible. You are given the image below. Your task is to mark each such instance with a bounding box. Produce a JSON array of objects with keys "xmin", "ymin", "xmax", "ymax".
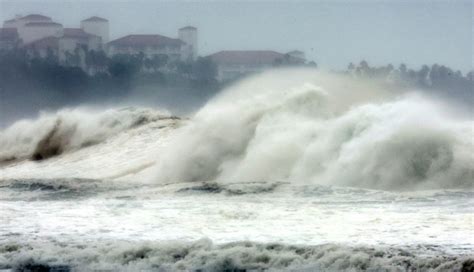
[{"xmin": 0, "ymin": 69, "xmax": 472, "ymax": 271}]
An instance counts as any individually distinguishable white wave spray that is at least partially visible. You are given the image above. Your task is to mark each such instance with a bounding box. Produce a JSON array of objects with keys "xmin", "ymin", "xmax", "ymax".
[{"xmin": 151, "ymin": 69, "xmax": 473, "ymax": 190}]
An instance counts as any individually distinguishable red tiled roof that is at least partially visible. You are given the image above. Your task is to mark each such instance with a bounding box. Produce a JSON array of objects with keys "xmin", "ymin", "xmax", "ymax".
[
  {"xmin": 63, "ymin": 28, "xmax": 98, "ymax": 39},
  {"xmin": 25, "ymin": 22, "xmax": 62, "ymax": 27},
  {"xmin": 24, "ymin": 36, "xmax": 59, "ymax": 49},
  {"xmin": 82, "ymin": 16, "xmax": 108, "ymax": 22},
  {"xmin": 108, "ymin": 34, "xmax": 183, "ymax": 47},
  {"xmin": 208, "ymin": 50, "xmax": 285, "ymax": 65},
  {"xmin": 21, "ymin": 14, "xmax": 51, "ymax": 21},
  {"xmin": 0, "ymin": 28, "xmax": 19, "ymax": 40},
  {"xmin": 179, "ymin": 26, "xmax": 197, "ymax": 31}
]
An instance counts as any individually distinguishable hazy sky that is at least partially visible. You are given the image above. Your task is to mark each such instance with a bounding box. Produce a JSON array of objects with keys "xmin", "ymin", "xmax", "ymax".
[{"xmin": 1, "ymin": 0, "xmax": 472, "ymax": 72}]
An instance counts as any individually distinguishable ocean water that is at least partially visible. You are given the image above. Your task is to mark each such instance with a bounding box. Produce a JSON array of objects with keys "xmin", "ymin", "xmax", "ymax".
[{"xmin": 1, "ymin": 70, "xmax": 473, "ymax": 271}]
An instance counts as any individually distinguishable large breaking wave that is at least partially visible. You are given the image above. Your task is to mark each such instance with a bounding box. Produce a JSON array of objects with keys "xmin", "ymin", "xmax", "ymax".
[
  {"xmin": 1, "ymin": 69, "xmax": 472, "ymax": 190},
  {"xmin": 0, "ymin": 107, "xmax": 175, "ymax": 162},
  {"xmin": 152, "ymin": 69, "xmax": 473, "ymax": 190}
]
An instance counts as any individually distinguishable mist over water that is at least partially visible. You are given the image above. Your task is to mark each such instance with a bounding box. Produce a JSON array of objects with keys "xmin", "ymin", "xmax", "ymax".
[{"xmin": 151, "ymin": 69, "xmax": 473, "ymax": 190}]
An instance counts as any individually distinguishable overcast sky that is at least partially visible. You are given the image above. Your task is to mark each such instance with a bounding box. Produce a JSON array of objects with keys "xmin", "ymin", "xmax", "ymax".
[{"xmin": 1, "ymin": 0, "xmax": 472, "ymax": 72}]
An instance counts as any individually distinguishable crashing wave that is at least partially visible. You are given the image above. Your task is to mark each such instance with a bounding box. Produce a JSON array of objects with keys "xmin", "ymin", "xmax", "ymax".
[
  {"xmin": 152, "ymin": 69, "xmax": 474, "ymax": 190},
  {"xmin": 0, "ymin": 107, "xmax": 178, "ymax": 162},
  {"xmin": 1, "ymin": 69, "xmax": 472, "ymax": 190}
]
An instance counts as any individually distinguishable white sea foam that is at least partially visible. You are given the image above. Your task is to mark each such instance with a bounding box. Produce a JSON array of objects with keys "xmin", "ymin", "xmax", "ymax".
[{"xmin": 2, "ymin": 238, "xmax": 472, "ymax": 272}]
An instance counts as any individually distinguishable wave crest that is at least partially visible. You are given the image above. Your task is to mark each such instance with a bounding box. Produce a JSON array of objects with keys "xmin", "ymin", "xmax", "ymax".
[{"xmin": 0, "ymin": 107, "xmax": 175, "ymax": 162}]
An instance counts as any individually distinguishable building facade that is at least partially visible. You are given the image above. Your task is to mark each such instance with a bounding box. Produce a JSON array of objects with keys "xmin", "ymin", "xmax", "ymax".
[
  {"xmin": 2, "ymin": 14, "xmax": 106, "ymax": 51},
  {"xmin": 3, "ymin": 14, "xmax": 61, "ymax": 44},
  {"xmin": 108, "ymin": 34, "xmax": 183, "ymax": 60},
  {"xmin": 107, "ymin": 27, "xmax": 198, "ymax": 62},
  {"xmin": 178, "ymin": 26, "xmax": 197, "ymax": 61},
  {"xmin": 2, "ymin": 14, "xmax": 107, "ymax": 72},
  {"xmin": 80, "ymin": 16, "xmax": 109, "ymax": 44},
  {"xmin": 23, "ymin": 28, "xmax": 101, "ymax": 67},
  {"xmin": 20, "ymin": 22, "xmax": 64, "ymax": 44}
]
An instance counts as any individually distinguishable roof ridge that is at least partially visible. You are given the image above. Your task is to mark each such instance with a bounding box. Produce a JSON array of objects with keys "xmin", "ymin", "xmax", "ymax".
[
  {"xmin": 82, "ymin": 16, "xmax": 108, "ymax": 22},
  {"xmin": 25, "ymin": 22, "xmax": 62, "ymax": 26}
]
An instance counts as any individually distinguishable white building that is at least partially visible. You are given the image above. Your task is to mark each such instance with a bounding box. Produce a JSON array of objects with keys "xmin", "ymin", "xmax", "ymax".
[
  {"xmin": 178, "ymin": 26, "xmax": 197, "ymax": 61},
  {"xmin": 107, "ymin": 26, "xmax": 198, "ymax": 61},
  {"xmin": 3, "ymin": 14, "xmax": 63, "ymax": 44},
  {"xmin": 20, "ymin": 22, "xmax": 64, "ymax": 44},
  {"xmin": 81, "ymin": 16, "xmax": 109, "ymax": 44},
  {"xmin": 208, "ymin": 50, "xmax": 306, "ymax": 81},
  {"xmin": 2, "ymin": 14, "xmax": 108, "ymax": 71},
  {"xmin": 3, "ymin": 14, "xmax": 51, "ymax": 28},
  {"xmin": 62, "ymin": 28, "xmax": 102, "ymax": 51},
  {"xmin": 23, "ymin": 28, "xmax": 101, "ymax": 66},
  {"xmin": 2, "ymin": 14, "xmax": 107, "ymax": 50}
]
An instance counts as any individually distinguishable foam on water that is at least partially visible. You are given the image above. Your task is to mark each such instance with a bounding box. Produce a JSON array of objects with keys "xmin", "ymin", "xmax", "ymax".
[{"xmin": 2, "ymin": 239, "xmax": 472, "ymax": 272}]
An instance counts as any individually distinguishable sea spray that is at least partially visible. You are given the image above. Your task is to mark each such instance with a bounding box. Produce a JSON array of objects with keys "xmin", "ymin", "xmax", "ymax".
[{"xmin": 152, "ymin": 69, "xmax": 473, "ymax": 190}]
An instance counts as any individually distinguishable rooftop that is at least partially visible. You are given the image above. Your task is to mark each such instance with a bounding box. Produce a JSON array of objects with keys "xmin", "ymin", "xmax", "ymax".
[
  {"xmin": 82, "ymin": 16, "xmax": 108, "ymax": 22},
  {"xmin": 108, "ymin": 34, "xmax": 183, "ymax": 47},
  {"xmin": 179, "ymin": 26, "xmax": 197, "ymax": 31},
  {"xmin": 20, "ymin": 14, "xmax": 52, "ymax": 21},
  {"xmin": 209, "ymin": 50, "xmax": 286, "ymax": 65}
]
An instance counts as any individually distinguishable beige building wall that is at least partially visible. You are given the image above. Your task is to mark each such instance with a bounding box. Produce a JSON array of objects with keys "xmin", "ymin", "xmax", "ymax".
[
  {"xmin": 20, "ymin": 24, "xmax": 63, "ymax": 43},
  {"xmin": 81, "ymin": 20, "xmax": 109, "ymax": 44},
  {"xmin": 178, "ymin": 27, "xmax": 197, "ymax": 61}
]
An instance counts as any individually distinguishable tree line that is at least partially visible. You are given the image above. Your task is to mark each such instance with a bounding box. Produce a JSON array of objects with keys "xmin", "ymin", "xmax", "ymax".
[
  {"xmin": 0, "ymin": 48, "xmax": 219, "ymax": 102},
  {"xmin": 0, "ymin": 47, "xmax": 221, "ymax": 124},
  {"xmin": 346, "ymin": 61, "xmax": 473, "ymax": 104}
]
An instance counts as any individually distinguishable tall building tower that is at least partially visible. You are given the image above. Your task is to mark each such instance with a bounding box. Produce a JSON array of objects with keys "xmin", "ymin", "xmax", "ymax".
[
  {"xmin": 81, "ymin": 16, "xmax": 109, "ymax": 45},
  {"xmin": 178, "ymin": 26, "xmax": 197, "ymax": 61}
]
